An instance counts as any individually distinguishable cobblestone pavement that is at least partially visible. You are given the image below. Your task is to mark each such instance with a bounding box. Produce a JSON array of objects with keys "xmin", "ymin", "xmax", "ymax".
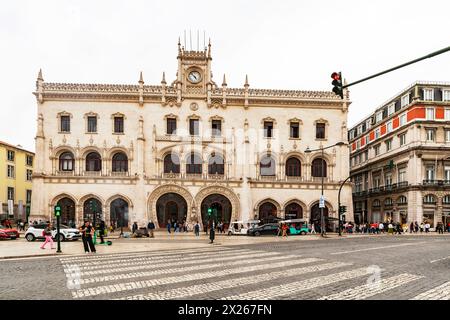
[{"xmin": 0, "ymin": 234, "xmax": 449, "ymax": 300}]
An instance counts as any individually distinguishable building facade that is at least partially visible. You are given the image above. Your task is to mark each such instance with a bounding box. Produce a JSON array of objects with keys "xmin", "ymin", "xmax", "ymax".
[
  {"xmin": 30, "ymin": 40, "xmax": 352, "ymax": 229},
  {"xmin": 349, "ymin": 82, "xmax": 450, "ymax": 229},
  {"xmin": 0, "ymin": 141, "xmax": 34, "ymax": 221}
]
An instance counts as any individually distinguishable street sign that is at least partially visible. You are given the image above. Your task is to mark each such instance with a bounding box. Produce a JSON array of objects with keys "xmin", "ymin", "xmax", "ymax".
[{"xmin": 319, "ymin": 195, "xmax": 325, "ymax": 208}]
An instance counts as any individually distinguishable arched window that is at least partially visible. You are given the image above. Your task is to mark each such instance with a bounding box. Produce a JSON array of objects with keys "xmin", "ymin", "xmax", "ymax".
[
  {"xmin": 208, "ymin": 153, "xmax": 224, "ymax": 175},
  {"xmin": 423, "ymin": 194, "xmax": 436, "ymax": 204},
  {"xmin": 86, "ymin": 152, "xmax": 102, "ymax": 172},
  {"xmin": 311, "ymin": 158, "xmax": 327, "ymax": 177},
  {"xmin": 186, "ymin": 153, "xmax": 202, "ymax": 174},
  {"xmin": 112, "ymin": 152, "xmax": 128, "ymax": 172},
  {"xmin": 384, "ymin": 198, "xmax": 393, "ymax": 206},
  {"xmin": 443, "ymin": 195, "xmax": 450, "ymax": 204},
  {"xmin": 372, "ymin": 199, "xmax": 381, "ymax": 207},
  {"xmin": 164, "ymin": 153, "xmax": 180, "ymax": 173},
  {"xmin": 397, "ymin": 196, "xmax": 408, "ymax": 205},
  {"xmin": 286, "ymin": 157, "xmax": 301, "ymax": 177},
  {"xmin": 59, "ymin": 152, "xmax": 74, "ymax": 171},
  {"xmin": 260, "ymin": 154, "xmax": 276, "ymax": 176}
]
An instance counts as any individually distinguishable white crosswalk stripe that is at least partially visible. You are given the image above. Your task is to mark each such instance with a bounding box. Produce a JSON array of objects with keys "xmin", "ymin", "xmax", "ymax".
[
  {"xmin": 411, "ymin": 281, "xmax": 450, "ymax": 300},
  {"xmin": 61, "ymin": 248, "xmax": 257, "ymax": 271},
  {"xmin": 70, "ymin": 257, "xmax": 322, "ymax": 298},
  {"xmin": 60, "ymin": 246, "xmax": 435, "ymax": 300},
  {"xmin": 319, "ymin": 274, "xmax": 424, "ymax": 300},
  {"xmin": 74, "ymin": 252, "xmax": 291, "ymax": 284},
  {"xmin": 118, "ymin": 261, "xmax": 352, "ymax": 300},
  {"xmin": 60, "ymin": 246, "xmax": 234, "ymax": 263},
  {"xmin": 221, "ymin": 268, "xmax": 373, "ymax": 300}
]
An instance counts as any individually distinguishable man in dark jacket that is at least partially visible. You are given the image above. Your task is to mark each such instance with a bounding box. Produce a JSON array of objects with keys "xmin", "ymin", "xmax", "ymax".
[
  {"xmin": 147, "ymin": 220, "xmax": 155, "ymax": 238},
  {"xmin": 132, "ymin": 222, "xmax": 138, "ymax": 234},
  {"xmin": 98, "ymin": 220, "xmax": 106, "ymax": 244}
]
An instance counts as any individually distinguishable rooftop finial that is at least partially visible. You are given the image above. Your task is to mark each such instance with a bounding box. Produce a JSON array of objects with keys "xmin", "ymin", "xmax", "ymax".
[
  {"xmin": 244, "ymin": 74, "xmax": 249, "ymax": 87},
  {"xmin": 139, "ymin": 71, "xmax": 144, "ymax": 84},
  {"xmin": 207, "ymin": 38, "xmax": 211, "ymax": 58},
  {"xmin": 161, "ymin": 72, "xmax": 166, "ymax": 84},
  {"xmin": 222, "ymin": 74, "xmax": 227, "ymax": 86},
  {"xmin": 37, "ymin": 68, "xmax": 43, "ymax": 81},
  {"xmin": 178, "ymin": 37, "xmax": 181, "ymax": 53}
]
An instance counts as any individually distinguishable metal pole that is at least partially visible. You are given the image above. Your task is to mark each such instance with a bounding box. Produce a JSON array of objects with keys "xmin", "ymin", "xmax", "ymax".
[
  {"xmin": 321, "ymin": 146, "xmax": 324, "ymax": 237},
  {"xmin": 56, "ymin": 214, "xmax": 61, "ymax": 253},
  {"xmin": 343, "ymin": 45, "xmax": 450, "ymax": 89},
  {"xmin": 338, "ymin": 176, "xmax": 352, "ymax": 236}
]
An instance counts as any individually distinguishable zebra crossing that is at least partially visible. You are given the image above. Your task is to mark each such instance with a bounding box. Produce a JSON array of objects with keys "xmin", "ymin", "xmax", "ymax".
[{"xmin": 59, "ymin": 246, "xmax": 450, "ymax": 300}]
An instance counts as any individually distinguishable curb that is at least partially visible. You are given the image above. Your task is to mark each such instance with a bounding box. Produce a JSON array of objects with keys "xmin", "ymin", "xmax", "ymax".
[{"xmin": 0, "ymin": 253, "xmax": 67, "ymax": 260}]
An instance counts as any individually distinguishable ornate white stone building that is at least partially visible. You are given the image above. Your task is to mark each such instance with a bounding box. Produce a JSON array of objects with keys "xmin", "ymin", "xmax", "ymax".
[{"xmin": 30, "ymin": 40, "xmax": 353, "ymax": 230}]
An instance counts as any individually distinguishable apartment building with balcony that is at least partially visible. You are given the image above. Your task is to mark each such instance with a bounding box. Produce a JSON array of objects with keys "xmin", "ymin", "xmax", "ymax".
[{"xmin": 349, "ymin": 81, "xmax": 450, "ymax": 229}]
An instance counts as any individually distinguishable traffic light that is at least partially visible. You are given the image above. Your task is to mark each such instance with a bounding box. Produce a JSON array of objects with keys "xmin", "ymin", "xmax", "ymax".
[
  {"xmin": 339, "ymin": 205, "xmax": 347, "ymax": 214},
  {"xmin": 54, "ymin": 205, "xmax": 61, "ymax": 217},
  {"xmin": 331, "ymin": 72, "xmax": 343, "ymax": 99},
  {"xmin": 207, "ymin": 208, "xmax": 212, "ymax": 216}
]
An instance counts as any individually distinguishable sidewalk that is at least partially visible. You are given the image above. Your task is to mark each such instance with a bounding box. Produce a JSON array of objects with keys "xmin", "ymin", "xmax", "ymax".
[{"xmin": 1, "ymin": 231, "xmax": 447, "ymax": 260}]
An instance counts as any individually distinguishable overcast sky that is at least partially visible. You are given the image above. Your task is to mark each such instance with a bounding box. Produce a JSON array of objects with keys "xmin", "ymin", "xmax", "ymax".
[{"xmin": 1, "ymin": 0, "xmax": 449, "ymax": 152}]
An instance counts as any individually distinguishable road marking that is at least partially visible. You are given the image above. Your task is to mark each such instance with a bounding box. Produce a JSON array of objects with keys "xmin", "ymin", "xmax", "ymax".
[
  {"xmin": 319, "ymin": 273, "xmax": 423, "ymax": 300},
  {"xmin": 59, "ymin": 246, "xmax": 235, "ymax": 263},
  {"xmin": 61, "ymin": 248, "xmax": 255, "ymax": 269},
  {"xmin": 72, "ymin": 251, "xmax": 283, "ymax": 280},
  {"xmin": 331, "ymin": 242, "xmax": 428, "ymax": 255},
  {"xmin": 220, "ymin": 267, "xmax": 373, "ymax": 300},
  {"xmin": 71, "ymin": 257, "xmax": 322, "ymax": 298},
  {"xmin": 411, "ymin": 281, "xmax": 450, "ymax": 300},
  {"xmin": 118, "ymin": 261, "xmax": 352, "ymax": 300},
  {"xmin": 430, "ymin": 256, "xmax": 450, "ymax": 264}
]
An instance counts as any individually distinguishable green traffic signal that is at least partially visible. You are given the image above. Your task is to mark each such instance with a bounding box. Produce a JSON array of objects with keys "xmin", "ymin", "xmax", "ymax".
[
  {"xmin": 54, "ymin": 205, "xmax": 61, "ymax": 217},
  {"xmin": 207, "ymin": 208, "xmax": 212, "ymax": 216}
]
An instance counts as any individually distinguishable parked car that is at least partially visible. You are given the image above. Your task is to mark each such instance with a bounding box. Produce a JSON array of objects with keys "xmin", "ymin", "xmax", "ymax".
[
  {"xmin": 280, "ymin": 219, "xmax": 311, "ymax": 235},
  {"xmin": 25, "ymin": 223, "xmax": 81, "ymax": 242},
  {"xmin": 247, "ymin": 223, "xmax": 279, "ymax": 236},
  {"xmin": 0, "ymin": 225, "xmax": 19, "ymax": 240},
  {"xmin": 228, "ymin": 220, "xmax": 260, "ymax": 235}
]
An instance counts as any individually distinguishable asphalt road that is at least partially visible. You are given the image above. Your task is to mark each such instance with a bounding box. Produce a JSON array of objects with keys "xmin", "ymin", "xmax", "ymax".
[{"xmin": 1, "ymin": 234, "xmax": 449, "ymax": 300}]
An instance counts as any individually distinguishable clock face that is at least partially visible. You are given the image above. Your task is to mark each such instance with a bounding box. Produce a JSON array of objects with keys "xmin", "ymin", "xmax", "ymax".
[{"xmin": 188, "ymin": 71, "xmax": 202, "ymax": 84}]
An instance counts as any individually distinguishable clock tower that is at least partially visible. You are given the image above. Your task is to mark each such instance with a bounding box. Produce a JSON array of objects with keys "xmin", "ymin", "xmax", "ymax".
[{"xmin": 174, "ymin": 38, "xmax": 216, "ymax": 102}]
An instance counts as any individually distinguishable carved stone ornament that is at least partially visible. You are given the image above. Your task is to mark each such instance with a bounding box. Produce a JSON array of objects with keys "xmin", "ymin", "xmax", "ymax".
[
  {"xmin": 89, "ymin": 135, "xmax": 94, "ymax": 145},
  {"xmin": 116, "ymin": 136, "xmax": 121, "ymax": 145},
  {"xmin": 190, "ymin": 102, "xmax": 199, "ymax": 111},
  {"xmin": 62, "ymin": 135, "xmax": 67, "ymax": 144}
]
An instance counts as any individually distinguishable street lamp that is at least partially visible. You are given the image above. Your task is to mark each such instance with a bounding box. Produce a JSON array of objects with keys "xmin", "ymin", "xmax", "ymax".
[{"xmin": 305, "ymin": 141, "xmax": 346, "ymax": 237}]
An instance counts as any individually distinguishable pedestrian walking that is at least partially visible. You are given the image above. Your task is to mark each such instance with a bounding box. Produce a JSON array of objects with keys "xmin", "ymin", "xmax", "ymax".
[
  {"xmin": 147, "ymin": 220, "xmax": 155, "ymax": 238},
  {"xmin": 420, "ymin": 223, "xmax": 424, "ymax": 233},
  {"xmin": 194, "ymin": 221, "xmax": 200, "ymax": 237},
  {"xmin": 425, "ymin": 222, "xmax": 430, "ymax": 233},
  {"xmin": 209, "ymin": 222, "xmax": 215, "ymax": 244},
  {"xmin": 414, "ymin": 221, "xmax": 419, "ymax": 233},
  {"xmin": 281, "ymin": 223, "xmax": 288, "ymax": 238},
  {"xmin": 80, "ymin": 221, "xmax": 96, "ymax": 253},
  {"xmin": 379, "ymin": 222, "xmax": 384, "ymax": 234},
  {"xmin": 436, "ymin": 222, "xmax": 444, "ymax": 234},
  {"xmin": 132, "ymin": 222, "xmax": 138, "ymax": 234},
  {"xmin": 409, "ymin": 222, "xmax": 414, "ymax": 233},
  {"xmin": 388, "ymin": 223, "xmax": 394, "ymax": 234},
  {"xmin": 98, "ymin": 220, "xmax": 106, "ymax": 244},
  {"xmin": 310, "ymin": 222, "xmax": 317, "ymax": 234},
  {"xmin": 40, "ymin": 223, "xmax": 55, "ymax": 250},
  {"xmin": 167, "ymin": 220, "xmax": 171, "ymax": 234}
]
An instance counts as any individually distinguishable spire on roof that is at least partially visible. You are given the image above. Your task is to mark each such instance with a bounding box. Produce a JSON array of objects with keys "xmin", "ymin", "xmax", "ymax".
[
  {"xmin": 207, "ymin": 38, "xmax": 211, "ymax": 58},
  {"xmin": 37, "ymin": 68, "xmax": 43, "ymax": 81},
  {"xmin": 222, "ymin": 74, "xmax": 227, "ymax": 86},
  {"xmin": 244, "ymin": 74, "xmax": 249, "ymax": 87},
  {"xmin": 139, "ymin": 71, "xmax": 144, "ymax": 84},
  {"xmin": 161, "ymin": 72, "xmax": 166, "ymax": 84}
]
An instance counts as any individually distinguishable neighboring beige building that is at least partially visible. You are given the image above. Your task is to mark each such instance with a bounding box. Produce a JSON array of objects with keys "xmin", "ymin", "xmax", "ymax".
[
  {"xmin": 30, "ymin": 40, "xmax": 352, "ymax": 230},
  {"xmin": 349, "ymin": 82, "xmax": 450, "ymax": 229}
]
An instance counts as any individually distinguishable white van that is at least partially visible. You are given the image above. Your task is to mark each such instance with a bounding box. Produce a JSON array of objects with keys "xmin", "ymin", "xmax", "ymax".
[{"xmin": 228, "ymin": 220, "xmax": 260, "ymax": 235}]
